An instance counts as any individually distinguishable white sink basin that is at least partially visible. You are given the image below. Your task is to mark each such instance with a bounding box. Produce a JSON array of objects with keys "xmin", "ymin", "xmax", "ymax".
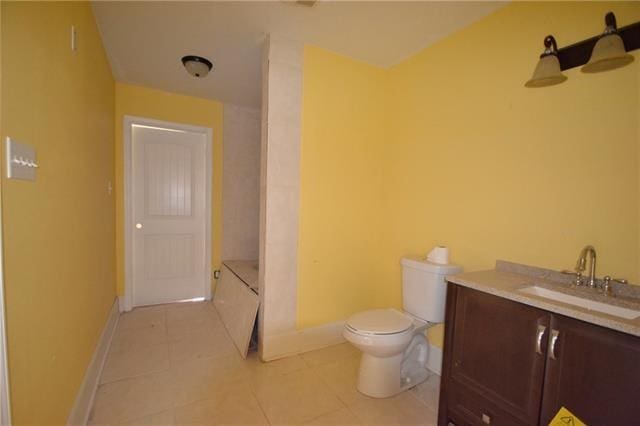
[{"xmin": 519, "ymin": 286, "xmax": 640, "ymax": 320}]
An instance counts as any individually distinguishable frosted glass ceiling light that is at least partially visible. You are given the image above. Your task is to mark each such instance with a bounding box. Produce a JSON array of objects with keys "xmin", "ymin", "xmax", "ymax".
[
  {"xmin": 181, "ymin": 55, "xmax": 213, "ymax": 78},
  {"xmin": 525, "ymin": 35, "xmax": 567, "ymax": 88},
  {"xmin": 582, "ymin": 12, "xmax": 634, "ymax": 73}
]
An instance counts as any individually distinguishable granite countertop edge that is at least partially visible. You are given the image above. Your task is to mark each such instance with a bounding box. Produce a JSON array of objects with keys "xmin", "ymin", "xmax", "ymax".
[{"xmin": 446, "ymin": 260, "xmax": 640, "ymax": 338}]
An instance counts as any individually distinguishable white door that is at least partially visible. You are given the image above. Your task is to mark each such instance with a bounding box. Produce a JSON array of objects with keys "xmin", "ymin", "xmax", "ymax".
[{"xmin": 132, "ymin": 124, "xmax": 207, "ymax": 306}]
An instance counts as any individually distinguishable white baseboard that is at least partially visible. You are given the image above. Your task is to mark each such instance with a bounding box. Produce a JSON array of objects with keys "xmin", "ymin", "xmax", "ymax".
[
  {"xmin": 426, "ymin": 342, "xmax": 443, "ymax": 376},
  {"xmin": 67, "ymin": 298, "xmax": 120, "ymax": 426},
  {"xmin": 261, "ymin": 320, "xmax": 346, "ymax": 361}
]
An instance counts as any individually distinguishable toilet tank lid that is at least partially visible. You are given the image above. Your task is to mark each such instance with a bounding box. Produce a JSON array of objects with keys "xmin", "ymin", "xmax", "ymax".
[{"xmin": 401, "ymin": 256, "xmax": 462, "ymax": 274}]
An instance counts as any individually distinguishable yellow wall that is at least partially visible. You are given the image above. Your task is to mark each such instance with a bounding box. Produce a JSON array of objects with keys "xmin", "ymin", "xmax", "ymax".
[
  {"xmin": 114, "ymin": 83, "xmax": 223, "ymax": 296},
  {"xmin": 298, "ymin": 2, "xmax": 640, "ymax": 343},
  {"xmin": 298, "ymin": 46, "xmax": 389, "ymax": 328},
  {"xmin": 1, "ymin": 2, "xmax": 116, "ymax": 423},
  {"xmin": 386, "ymin": 2, "xmax": 640, "ymax": 346}
]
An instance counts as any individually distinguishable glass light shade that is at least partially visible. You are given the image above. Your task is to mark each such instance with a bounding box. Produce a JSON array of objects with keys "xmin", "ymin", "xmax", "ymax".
[
  {"xmin": 581, "ymin": 33, "xmax": 634, "ymax": 73},
  {"xmin": 525, "ymin": 54, "xmax": 567, "ymax": 88},
  {"xmin": 184, "ymin": 60, "xmax": 211, "ymax": 78}
]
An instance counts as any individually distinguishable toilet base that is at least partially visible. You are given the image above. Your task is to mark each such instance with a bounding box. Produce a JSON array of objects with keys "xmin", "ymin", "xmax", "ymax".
[
  {"xmin": 356, "ymin": 333, "xmax": 430, "ymax": 398},
  {"xmin": 357, "ymin": 352, "xmax": 403, "ymax": 398}
]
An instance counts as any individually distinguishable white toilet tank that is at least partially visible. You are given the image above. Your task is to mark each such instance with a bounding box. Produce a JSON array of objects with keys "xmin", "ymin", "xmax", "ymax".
[{"xmin": 401, "ymin": 256, "xmax": 462, "ymax": 323}]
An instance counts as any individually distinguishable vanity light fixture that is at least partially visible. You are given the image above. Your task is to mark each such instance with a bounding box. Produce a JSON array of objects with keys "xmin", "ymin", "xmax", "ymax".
[
  {"xmin": 525, "ymin": 11, "xmax": 639, "ymax": 88},
  {"xmin": 181, "ymin": 55, "xmax": 213, "ymax": 78},
  {"xmin": 525, "ymin": 35, "xmax": 567, "ymax": 88},
  {"xmin": 582, "ymin": 12, "xmax": 634, "ymax": 73}
]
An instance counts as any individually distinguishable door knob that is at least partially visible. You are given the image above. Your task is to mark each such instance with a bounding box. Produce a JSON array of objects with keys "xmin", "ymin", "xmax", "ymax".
[{"xmin": 135, "ymin": 223, "xmax": 143, "ymax": 229}]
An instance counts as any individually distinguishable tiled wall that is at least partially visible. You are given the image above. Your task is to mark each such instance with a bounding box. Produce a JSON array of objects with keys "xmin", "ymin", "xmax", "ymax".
[
  {"xmin": 259, "ymin": 35, "xmax": 304, "ymax": 359},
  {"xmin": 222, "ymin": 104, "xmax": 260, "ymax": 261}
]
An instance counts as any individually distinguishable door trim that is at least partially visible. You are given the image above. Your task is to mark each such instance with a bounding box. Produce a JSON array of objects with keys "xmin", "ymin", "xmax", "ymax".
[
  {"xmin": 0, "ymin": 181, "xmax": 12, "ymax": 424},
  {"xmin": 123, "ymin": 115, "xmax": 213, "ymax": 311}
]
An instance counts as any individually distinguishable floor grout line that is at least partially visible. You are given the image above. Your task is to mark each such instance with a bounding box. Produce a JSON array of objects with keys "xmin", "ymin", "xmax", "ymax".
[{"xmin": 245, "ymin": 370, "xmax": 273, "ymax": 425}]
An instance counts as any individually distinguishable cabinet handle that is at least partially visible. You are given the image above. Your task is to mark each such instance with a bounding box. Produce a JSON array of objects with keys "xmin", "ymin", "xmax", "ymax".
[
  {"xmin": 535, "ymin": 324, "xmax": 546, "ymax": 355},
  {"xmin": 549, "ymin": 329, "xmax": 560, "ymax": 360}
]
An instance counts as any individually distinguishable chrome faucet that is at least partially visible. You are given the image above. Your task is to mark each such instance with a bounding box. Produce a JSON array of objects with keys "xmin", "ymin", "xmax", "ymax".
[{"xmin": 575, "ymin": 245, "xmax": 597, "ymax": 288}]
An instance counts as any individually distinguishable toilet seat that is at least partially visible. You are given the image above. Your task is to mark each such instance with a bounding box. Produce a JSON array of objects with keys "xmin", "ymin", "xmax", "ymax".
[{"xmin": 346, "ymin": 308, "xmax": 413, "ymax": 335}]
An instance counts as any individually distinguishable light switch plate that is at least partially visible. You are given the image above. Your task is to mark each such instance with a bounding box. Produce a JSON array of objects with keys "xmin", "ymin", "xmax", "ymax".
[{"xmin": 6, "ymin": 137, "xmax": 38, "ymax": 181}]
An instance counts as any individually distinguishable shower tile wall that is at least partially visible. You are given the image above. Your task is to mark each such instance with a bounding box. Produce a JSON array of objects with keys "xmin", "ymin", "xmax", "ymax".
[{"xmin": 222, "ymin": 104, "xmax": 261, "ymax": 260}]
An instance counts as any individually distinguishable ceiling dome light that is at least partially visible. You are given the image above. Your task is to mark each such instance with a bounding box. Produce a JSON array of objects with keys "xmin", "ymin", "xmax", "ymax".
[
  {"xmin": 181, "ymin": 55, "xmax": 213, "ymax": 78},
  {"xmin": 582, "ymin": 12, "xmax": 634, "ymax": 73}
]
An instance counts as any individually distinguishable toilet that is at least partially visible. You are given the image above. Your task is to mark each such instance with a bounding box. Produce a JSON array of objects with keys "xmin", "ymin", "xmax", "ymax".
[{"xmin": 343, "ymin": 255, "xmax": 462, "ymax": 398}]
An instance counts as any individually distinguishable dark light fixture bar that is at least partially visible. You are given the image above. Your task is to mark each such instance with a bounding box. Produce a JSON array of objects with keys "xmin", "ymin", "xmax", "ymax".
[{"xmin": 557, "ymin": 17, "xmax": 640, "ymax": 71}]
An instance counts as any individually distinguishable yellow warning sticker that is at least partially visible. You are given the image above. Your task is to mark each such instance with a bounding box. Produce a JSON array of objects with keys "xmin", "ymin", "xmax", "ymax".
[{"xmin": 549, "ymin": 407, "xmax": 587, "ymax": 426}]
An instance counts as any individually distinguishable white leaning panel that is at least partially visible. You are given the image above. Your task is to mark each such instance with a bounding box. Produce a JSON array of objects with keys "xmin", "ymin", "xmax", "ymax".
[{"xmin": 213, "ymin": 265, "xmax": 259, "ymax": 358}]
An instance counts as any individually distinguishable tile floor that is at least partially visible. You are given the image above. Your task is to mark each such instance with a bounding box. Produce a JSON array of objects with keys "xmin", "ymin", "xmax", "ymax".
[{"xmin": 89, "ymin": 301, "xmax": 440, "ymax": 425}]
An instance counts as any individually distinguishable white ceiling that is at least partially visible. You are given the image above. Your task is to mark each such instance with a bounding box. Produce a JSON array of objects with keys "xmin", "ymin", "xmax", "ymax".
[{"xmin": 92, "ymin": 1, "xmax": 505, "ymax": 108}]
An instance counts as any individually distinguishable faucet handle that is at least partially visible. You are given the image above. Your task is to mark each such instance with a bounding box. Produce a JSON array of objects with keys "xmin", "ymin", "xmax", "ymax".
[
  {"xmin": 602, "ymin": 276, "xmax": 613, "ymax": 296},
  {"xmin": 561, "ymin": 270, "xmax": 584, "ymax": 286},
  {"xmin": 612, "ymin": 278, "xmax": 628, "ymax": 285}
]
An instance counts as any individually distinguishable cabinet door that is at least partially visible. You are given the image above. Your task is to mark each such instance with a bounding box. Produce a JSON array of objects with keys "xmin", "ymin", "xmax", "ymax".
[
  {"xmin": 540, "ymin": 314, "xmax": 640, "ymax": 425},
  {"xmin": 447, "ymin": 286, "xmax": 549, "ymax": 425}
]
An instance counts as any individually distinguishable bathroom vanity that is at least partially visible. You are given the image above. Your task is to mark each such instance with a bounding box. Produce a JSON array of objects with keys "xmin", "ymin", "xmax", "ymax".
[{"xmin": 438, "ymin": 262, "xmax": 640, "ymax": 426}]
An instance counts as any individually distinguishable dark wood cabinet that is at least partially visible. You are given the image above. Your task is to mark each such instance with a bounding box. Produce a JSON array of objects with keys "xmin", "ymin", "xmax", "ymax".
[
  {"xmin": 439, "ymin": 283, "xmax": 640, "ymax": 426},
  {"xmin": 539, "ymin": 314, "xmax": 640, "ymax": 425}
]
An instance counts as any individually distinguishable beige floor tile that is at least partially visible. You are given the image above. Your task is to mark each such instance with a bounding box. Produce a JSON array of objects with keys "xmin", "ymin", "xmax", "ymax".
[
  {"xmin": 168, "ymin": 328, "xmax": 237, "ymax": 362},
  {"xmin": 170, "ymin": 354, "xmax": 251, "ymax": 406},
  {"xmin": 253, "ymin": 368, "xmax": 343, "ymax": 424},
  {"xmin": 122, "ymin": 409, "xmax": 175, "ymax": 425},
  {"xmin": 92, "ymin": 303, "xmax": 445, "ymax": 426},
  {"xmin": 166, "ymin": 301, "xmax": 218, "ymax": 324},
  {"xmin": 244, "ymin": 351, "xmax": 308, "ymax": 387},
  {"xmin": 89, "ymin": 371, "xmax": 174, "ymax": 425},
  {"xmin": 348, "ymin": 392, "xmax": 436, "ymax": 426},
  {"xmin": 119, "ymin": 306, "xmax": 166, "ymax": 331},
  {"xmin": 301, "ymin": 343, "xmax": 359, "ymax": 367},
  {"xmin": 101, "ymin": 343, "xmax": 170, "ymax": 384},
  {"xmin": 420, "ymin": 405, "xmax": 438, "ymax": 426},
  {"xmin": 305, "ymin": 407, "xmax": 362, "ymax": 425},
  {"xmin": 167, "ymin": 313, "xmax": 224, "ymax": 341},
  {"xmin": 410, "ymin": 373, "xmax": 440, "ymax": 412},
  {"xmin": 313, "ymin": 356, "xmax": 370, "ymax": 405},
  {"xmin": 173, "ymin": 380, "xmax": 268, "ymax": 425},
  {"xmin": 110, "ymin": 324, "xmax": 168, "ymax": 352}
]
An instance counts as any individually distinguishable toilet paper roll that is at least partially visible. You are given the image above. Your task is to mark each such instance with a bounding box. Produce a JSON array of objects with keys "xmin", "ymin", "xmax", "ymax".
[{"xmin": 427, "ymin": 245, "xmax": 450, "ymax": 264}]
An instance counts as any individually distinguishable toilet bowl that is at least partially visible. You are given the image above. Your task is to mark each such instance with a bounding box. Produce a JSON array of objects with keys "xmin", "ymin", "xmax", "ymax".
[
  {"xmin": 343, "ymin": 255, "xmax": 462, "ymax": 398},
  {"xmin": 343, "ymin": 308, "xmax": 431, "ymax": 398}
]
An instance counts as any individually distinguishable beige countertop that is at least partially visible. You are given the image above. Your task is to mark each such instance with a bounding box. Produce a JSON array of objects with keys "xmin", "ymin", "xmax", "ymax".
[{"xmin": 446, "ymin": 261, "xmax": 640, "ymax": 338}]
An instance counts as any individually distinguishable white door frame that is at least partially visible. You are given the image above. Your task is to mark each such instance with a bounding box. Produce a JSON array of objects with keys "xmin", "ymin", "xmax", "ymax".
[
  {"xmin": 123, "ymin": 115, "xmax": 213, "ymax": 312},
  {"xmin": 0, "ymin": 185, "xmax": 12, "ymax": 424}
]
